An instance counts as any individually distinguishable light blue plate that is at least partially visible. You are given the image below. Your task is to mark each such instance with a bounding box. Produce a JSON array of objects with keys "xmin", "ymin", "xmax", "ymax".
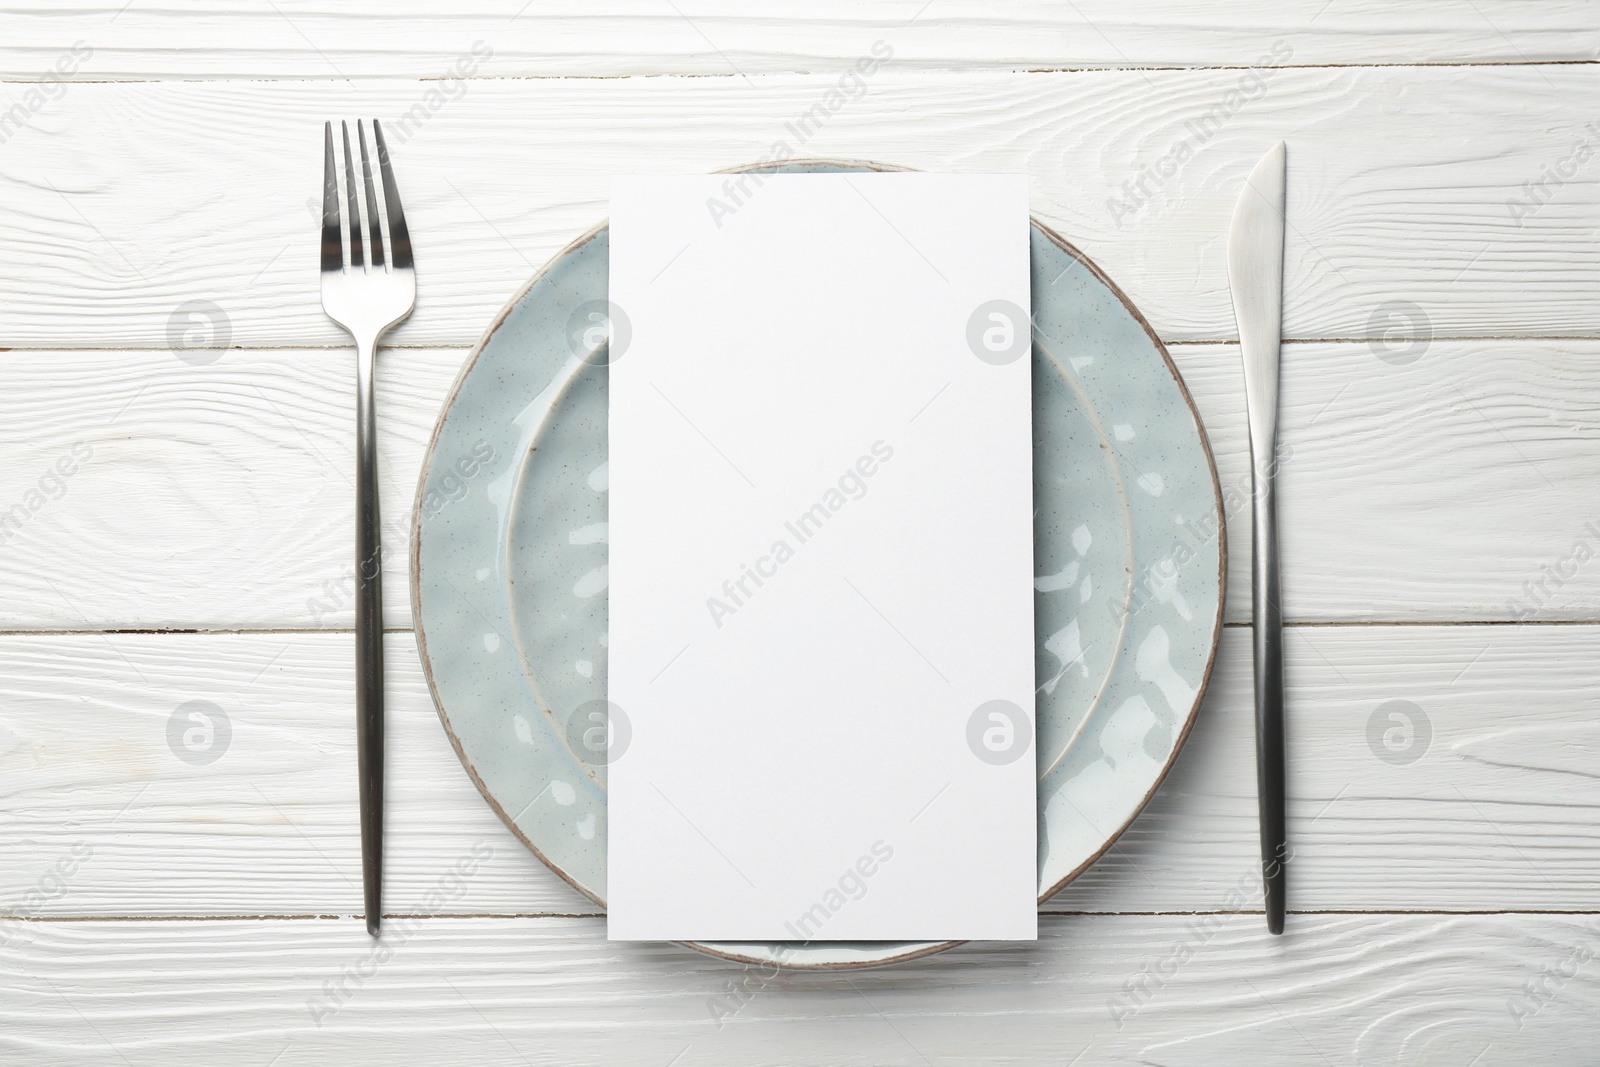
[{"xmin": 412, "ymin": 160, "xmax": 1224, "ymax": 969}]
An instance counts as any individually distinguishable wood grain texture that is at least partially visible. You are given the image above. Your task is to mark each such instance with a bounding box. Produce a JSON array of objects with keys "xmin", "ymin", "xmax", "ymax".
[
  {"xmin": 1, "ymin": 625, "xmax": 1597, "ymax": 919},
  {"xmin": 1, "ymin": 1, "xmax": 1594, "ymax": 79},
  {"xmin": 2, "ymin": 913, "xmax": 1598, "ymax": 1065},
  {"xmin": 2, "ymin": 339, "xmax": 1596, "ymax": 630},
  {"xmin": 0, "ymin": 66, "xmax": 1598, "ymax": 348}
]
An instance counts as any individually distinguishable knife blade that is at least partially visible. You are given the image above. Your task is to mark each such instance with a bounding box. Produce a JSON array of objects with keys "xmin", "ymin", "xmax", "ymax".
[{"xmin": 1227, "ymin": 141, "xmax": 1288, "ymax": 935}]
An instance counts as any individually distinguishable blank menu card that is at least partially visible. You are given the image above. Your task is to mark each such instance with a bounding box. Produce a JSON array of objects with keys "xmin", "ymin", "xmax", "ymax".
[{"xmin": 607, "ymin": 172, "xmax": 1036, "ymax": 941}]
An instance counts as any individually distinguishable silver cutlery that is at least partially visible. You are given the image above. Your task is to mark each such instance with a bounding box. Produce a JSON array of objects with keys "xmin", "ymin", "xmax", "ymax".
[
  {"xmin": 320, "ymin": 118, "xmax": 416, "ymax": 936},
  {"xmin": 1227, "ymin": 141, "xmax": 1288, "ymax": 934}
]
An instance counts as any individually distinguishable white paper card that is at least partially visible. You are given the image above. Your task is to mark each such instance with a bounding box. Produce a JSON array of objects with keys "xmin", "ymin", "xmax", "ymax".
[{"xmin": 607, "ymin": 172, "xmax": 1035, "ymax": 941}]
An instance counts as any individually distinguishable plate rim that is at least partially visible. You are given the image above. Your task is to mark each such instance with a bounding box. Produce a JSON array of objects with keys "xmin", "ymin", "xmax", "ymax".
[
  {"xmin": 410, "ymin": 157, "xmax": 1227, "ymax": 969},
  {"xmin": 1026, "ymin": 210, "xmax": 1226, "ymax": 904}
]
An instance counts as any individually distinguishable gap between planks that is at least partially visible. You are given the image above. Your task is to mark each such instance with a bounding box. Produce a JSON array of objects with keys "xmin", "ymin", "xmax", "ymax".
[
  {"xmin": 7, "ymin": 909, "xmax": 1600, "ymax": 924},
  {"xmin": 3, "ymin": 620, "xmax": 1598, "ymax": 637},
  {"xmin": 5, "ymin": 336, "xmax": 1597, "ymax": 354},
  {"xmin": 0, "ymin": 59, "xmax": 1595, "ymax": 87}
]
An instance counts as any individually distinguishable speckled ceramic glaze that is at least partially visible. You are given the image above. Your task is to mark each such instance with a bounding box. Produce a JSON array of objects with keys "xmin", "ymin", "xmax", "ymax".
[{"xmin": 412, "ymin": 160, "xmax": 1224, "ymax": 970}]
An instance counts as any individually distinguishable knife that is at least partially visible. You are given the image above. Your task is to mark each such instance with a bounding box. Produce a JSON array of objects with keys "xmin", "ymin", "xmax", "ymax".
[{"xmin": 1227, "ymin": 141, "xmax": 1288, "ymax": 934}]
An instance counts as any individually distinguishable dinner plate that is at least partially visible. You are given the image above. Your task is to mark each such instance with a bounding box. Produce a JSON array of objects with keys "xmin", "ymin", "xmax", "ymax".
[{"xmin": 412, "ymin": 159, "xmax": 1224, "ymax": 969}]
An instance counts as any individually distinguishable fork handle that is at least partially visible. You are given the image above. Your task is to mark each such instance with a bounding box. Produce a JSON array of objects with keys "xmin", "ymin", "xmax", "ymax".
[
  {"xmin": 1251, "ymin": 457, "xmax": 1287, "ymax": 935},
  {"xmin": 354, "ymin": 332, "xmax": 385, "ymax": 937}
]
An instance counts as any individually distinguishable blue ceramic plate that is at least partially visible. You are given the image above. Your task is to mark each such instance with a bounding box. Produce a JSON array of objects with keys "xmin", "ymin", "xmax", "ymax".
[{"xmin": 412, "ymin": 160, "xmax": 1224, "ymax": 969}]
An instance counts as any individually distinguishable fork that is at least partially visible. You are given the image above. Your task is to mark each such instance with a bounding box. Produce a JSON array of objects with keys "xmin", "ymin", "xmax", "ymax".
[{"xmin": 320, "ymin": 118, "xmax": 416, "ymax": 936}]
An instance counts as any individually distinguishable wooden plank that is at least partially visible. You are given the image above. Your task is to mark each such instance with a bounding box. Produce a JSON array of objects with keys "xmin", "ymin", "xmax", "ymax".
[
  {"xmin": 1, "ymin": 338, "xmax": 1595, "ymax": 630},
  {"xmin": 2, "ymin": 625, "xmax": 1598, "ymax": 919},
  {"xmin": 1, "ymin": 1, "xmax": 1594, "ymax": 78},
  {"xmin": 0, "ymin": 346, "xmax": 459, "ymax": 631},
  {"xmin": 0, "ymin": 67, "xmax": 1597, "ymax": 348},
  {"xmin": 1, "ymin": 913, "xmax": 1597, "ymax": 1064}
]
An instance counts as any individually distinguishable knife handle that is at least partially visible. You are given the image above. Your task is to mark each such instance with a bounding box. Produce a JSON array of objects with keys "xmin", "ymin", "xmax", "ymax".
[
  {"xmin": 1252, "ymin": 459, "xmax": 1287, "ymax": 934},
  {"xmin": 354, "ymin": 333, "xmax": 385, "ymax": 937}
]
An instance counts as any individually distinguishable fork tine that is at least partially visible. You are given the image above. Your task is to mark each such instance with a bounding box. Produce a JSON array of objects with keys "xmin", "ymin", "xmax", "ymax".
[
  {"xmin": 321, "ymin": 122, "xmax": 343, "ymax": 272},
  {"xmin": 371, "ymin": 120, "xmax": 413, "ymax": 270},
  {"xmin": 357, "ymin": 121, "xmax": 386, "ymax": 269},
  {"xmin": 341, "ymin": 121, "xmax": 364, "ymax": 269}
]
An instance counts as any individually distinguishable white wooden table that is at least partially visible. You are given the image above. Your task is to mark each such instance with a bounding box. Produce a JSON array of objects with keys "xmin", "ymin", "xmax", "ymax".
[{"xmin": 3, "ymin": 4, "xmax": 1599, "ymax": 1063}]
